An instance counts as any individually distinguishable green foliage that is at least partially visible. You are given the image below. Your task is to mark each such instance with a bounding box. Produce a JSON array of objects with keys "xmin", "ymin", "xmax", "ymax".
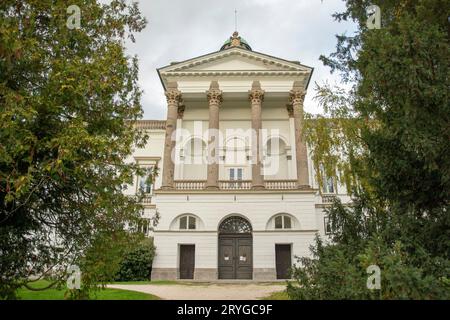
[
  {"xmin": 0, "ymin": 0, "xmax": 150, "ymax": 299},
  {"xmin": 291, "ymin": 0, "xmax": 450, "ymax": 299},
  {"xmin": 114, "ymin": 238, "xmax": 155, "ymax": 282},
  {"xmin": 16, "ymin": 279, "xmax": 159, "ymax": 300}
]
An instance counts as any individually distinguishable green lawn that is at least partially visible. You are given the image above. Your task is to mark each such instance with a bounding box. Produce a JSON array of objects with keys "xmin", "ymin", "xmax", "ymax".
[
  {"xmin": 261, "ymin": 290, "xmax": 290, "ymax": 300},
  {"xmin": 16, "ymin": 280, "xmax": 160, "ymax": 300},
  {"xmin": 109, "ymin": 280, "xmax": 179, "ymax": 285}
]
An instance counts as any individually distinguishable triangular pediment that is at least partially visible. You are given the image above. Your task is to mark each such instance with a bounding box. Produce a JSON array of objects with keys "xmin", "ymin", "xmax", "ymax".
[{"xmin": 158, "ymin": 47, "xmax": 312, "ymax": 74}]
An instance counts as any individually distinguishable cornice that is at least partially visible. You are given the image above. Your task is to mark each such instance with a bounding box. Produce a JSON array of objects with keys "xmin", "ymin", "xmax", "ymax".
[
  {"xmin": 163, "ymin": 70, "xmax": 310, "ymax": 77},
  {"xmin": 160, "ymin": 48, "xmax": 312, "ymax": 74}
]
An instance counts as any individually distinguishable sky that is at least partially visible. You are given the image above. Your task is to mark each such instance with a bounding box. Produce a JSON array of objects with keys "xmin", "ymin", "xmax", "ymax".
[{"xmin": 124, "ymin": 0, "xmax": 357, "ymax": 119}]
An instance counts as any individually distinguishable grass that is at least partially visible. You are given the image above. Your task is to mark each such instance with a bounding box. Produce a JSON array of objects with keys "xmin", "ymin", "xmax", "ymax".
[
  {"xmin": 16, "ymin": 280, "xmax": 160, "ymax": 300},
  {"xmin": 109, "ymin": 280, "xmax": 179, "ymax": 285},
  {"xmin": 261, "ymin": 290, "xmax": 290, "ymax": 300}
]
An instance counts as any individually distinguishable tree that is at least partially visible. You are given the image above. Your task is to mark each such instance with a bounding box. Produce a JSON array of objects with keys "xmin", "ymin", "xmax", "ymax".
[
  {"xmin": 0, "ymin": 0, "xmax": 149, "ymax": 299},
  {"xmin": 290, "ymin": 0, "xmax": 450, "ymax": 299}
]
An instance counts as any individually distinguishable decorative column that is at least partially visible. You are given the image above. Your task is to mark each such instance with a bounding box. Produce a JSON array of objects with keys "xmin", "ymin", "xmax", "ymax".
[
  {"xmin": 161, "ymin": 82, "xmax": 182, "ymax": 190},
  {"xmin": 205, "ymin": 81, "xmax": 222, "ymax": 190},
  {"xmin": 174, "ymin": 104, "xmax": 185, "ymax": 180},
  {"xmin": 249, "ymin": 81, "xmax": 265, "ymax": 190},
  {"xmin": 288, "ymin": 82, "xmax": 310, "ymax": 188}
]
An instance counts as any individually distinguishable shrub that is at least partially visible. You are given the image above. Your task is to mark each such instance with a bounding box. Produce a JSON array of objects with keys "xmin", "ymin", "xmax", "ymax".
[{"xmin": 114, "ymin": 238, "xmax": 155, "ymax": 281}]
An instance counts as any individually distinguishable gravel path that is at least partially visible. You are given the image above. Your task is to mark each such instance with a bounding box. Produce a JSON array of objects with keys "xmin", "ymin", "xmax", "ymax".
[{"xmin": 108, "ymin": 283, "xmax": 286, "ymax": 300}]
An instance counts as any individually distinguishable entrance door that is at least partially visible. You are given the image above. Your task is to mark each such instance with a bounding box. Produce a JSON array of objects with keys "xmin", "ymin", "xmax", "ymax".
[
  {"xmin": 275, "ymin": 244, "xmax": 292, "ymax": 279},
  {"xmin": 218, "ymin": 235, "xmax": 252, "ymax": 279},
  {"xmin": 179, "ymin": 245, "xmax": 195, "ymax": 279},
  {"xmin": 218, "ymin": 216, "xmax": 253, "ymax": 279}
]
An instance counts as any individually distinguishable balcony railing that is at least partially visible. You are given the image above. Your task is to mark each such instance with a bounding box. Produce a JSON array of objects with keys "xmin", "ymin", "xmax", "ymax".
[
  {"xmin": 322, "ymin": 194, "xmax": 337, "ymax": 203},
  {"xmin": 174, "ymin": 180, "xmax": 206, "ymax": 190},
  {"xmin": 264, "ymin": 180, "xmax": 297, "ymax": 190},
  {"xmin": 219, "ymin": 180, "xmax": 252, "ymax": 190},
  {"xmin": 170, "ymin": 180, "xmax": 299, "ymax": 191},
  {"xmin": 130, "ymin": 194, "xmax": 153, "ymax": 205}
]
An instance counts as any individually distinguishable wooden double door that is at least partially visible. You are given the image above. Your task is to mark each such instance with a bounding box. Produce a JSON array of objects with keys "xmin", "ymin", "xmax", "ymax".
[{"xmin": 218, "ymin": 234, "xmax": 252, "ymax": 279}]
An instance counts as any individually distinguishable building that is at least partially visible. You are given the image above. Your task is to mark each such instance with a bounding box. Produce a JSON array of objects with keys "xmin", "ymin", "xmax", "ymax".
[{"xmin": 124, "ymin": 32, "xmax": 350, "ymax": 281}]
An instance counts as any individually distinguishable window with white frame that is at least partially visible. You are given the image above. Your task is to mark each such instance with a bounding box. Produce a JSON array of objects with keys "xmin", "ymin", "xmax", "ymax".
[
  {"xmin": 138, "ymin": 165, "xmax": 154, "ymax": 195},
  {"xmin": 179, "ymin": 215, "xmax": 196, "ymax": 230},
  {"xmin": 229, "ymin": 168, "xmax": 243, "ymax": 181},
  {"xmin": 274, "ymin": 215, "xmax": 292, "ymax": 229},
  {"xmin": 320, "ymin": 165, "xmax": 336, "ymax": 194},
  {"xmin": 138, "ymin": 218, "xmax": 150, "ymax": 236}
]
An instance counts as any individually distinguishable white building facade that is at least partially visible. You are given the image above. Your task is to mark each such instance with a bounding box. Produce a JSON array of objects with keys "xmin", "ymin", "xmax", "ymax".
[{"xmin": 124, "ymin": 32, "xmax": 349, "ymax": 281}]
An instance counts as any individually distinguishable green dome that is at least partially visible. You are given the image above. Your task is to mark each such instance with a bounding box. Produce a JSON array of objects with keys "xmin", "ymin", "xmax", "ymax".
[{"xmin": 220, "ymin": 32, "xmax": 252, "ymax": 51}]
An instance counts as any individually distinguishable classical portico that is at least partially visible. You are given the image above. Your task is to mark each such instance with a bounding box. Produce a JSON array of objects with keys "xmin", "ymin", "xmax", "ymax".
[
  {"xmin": 159, "ymin": 32, "xmax": 312, "ymax": 192},
  {"xmin": 151, "ymin": 31, "xmax": 320, "ymax": 281}
]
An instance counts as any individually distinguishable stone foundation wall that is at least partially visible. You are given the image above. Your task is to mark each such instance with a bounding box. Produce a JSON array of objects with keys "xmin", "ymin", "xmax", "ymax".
[
  {"xmin": 152, "ymin": 267, "xmax": 280, "ymax": 281},
  {"xmin": 253, "ymin": 268, "xmax": 277, "ymax": 281},
  {"xmin": 151, "ymin": 268, "xmax": 178, "ymax": 280},
  {"xmin": 194, "ymin": 268, "xmax": 218, "ymax": 281}
]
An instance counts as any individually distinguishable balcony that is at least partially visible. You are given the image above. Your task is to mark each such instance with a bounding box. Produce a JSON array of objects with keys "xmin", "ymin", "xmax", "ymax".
[
  {"xmin": 321, "ymin": 194, "xmax": 337, "ymax": 203},
  {"xmin": 132, "ymin": 194, "xmax": 153, "ymax": 205},
  {"xmin": 172, "ymin": 180, "xmax": 299, "ymax": 191}
]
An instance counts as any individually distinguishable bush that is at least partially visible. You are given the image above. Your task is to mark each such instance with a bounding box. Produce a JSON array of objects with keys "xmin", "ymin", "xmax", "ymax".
[
  {"xmin": 287, "ymin": 236, "xmax": 450, "ymax": 300},
  {"xmin": 114, "ymin": 238, "xmax": 155, "ymax": 281}
]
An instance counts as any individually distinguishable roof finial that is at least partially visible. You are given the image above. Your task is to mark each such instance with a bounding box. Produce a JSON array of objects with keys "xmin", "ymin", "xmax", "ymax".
[{"xmin": 234, "ymin": 9, "xmax": 238, "ymax": 31}]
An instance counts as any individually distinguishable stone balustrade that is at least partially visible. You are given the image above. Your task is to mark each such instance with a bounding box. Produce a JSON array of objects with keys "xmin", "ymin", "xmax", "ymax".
[{"xmin": 166, "ymin": 180, "xmax": 301, "ymax": 191}]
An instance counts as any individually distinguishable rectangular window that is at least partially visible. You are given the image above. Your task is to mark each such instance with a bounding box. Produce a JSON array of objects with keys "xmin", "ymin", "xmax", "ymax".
[
  {"xmin": 229, "ymin": 168, "xmax": 235, "ymax": 180},
  {"xmin": 324, "ymin": 176, "xmax": 335, "ymax": 193},
  {"xmin": 324, "ymin": 216, "xmax": 332, "ymax": 235},
  {"xmin": 320, "ymin": 165, "xmax": 336, "ymax": 194},
  {"xmin": 139, "ymin": 165, "xmax": 154, "ymax": 194},
  {"xmin": 229, "ymin": 168, "xmax": 243, "ymax": 180}
]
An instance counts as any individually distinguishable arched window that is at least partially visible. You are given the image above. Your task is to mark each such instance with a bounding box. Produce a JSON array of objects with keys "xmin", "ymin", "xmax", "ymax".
[
  {"xmin": 185, "ymin": 138, "xmax": 206, "ymax": 164},
  {"xmin": 264, "ymin": 137, "xmax": 289, "ymax": 178},
  {"xmin": 179, "ymin": 215, "xmax": 196, "ymax": 230},
  {"xmin": 265, "ymin": 137, "xmax": 287, "ymax": 156},
  {"xmin": 225, "ymin": 136, "xmax": 247, "ymax": 166},
  {"xmin": 219, "ymin": 216, "xmax": 252, "ymax": 234},
  {"xmin": 274, "ymin": 214, "xmax": 292, "ymax": 230}
]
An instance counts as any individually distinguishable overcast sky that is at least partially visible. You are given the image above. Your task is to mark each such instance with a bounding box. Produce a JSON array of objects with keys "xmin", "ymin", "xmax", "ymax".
[{"xmin": 125, "ymin": 0, "xmax": 357, "ymax": 119}]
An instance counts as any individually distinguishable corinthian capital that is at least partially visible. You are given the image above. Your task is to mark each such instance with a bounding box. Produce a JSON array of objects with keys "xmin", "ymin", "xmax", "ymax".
[
  {"xmin": 206, "ymin": 89, "xmax": 223, "ymax": 106},
  {"xmin": 249, "ymin": 81, "xmax": 264, "ymax": 104},
  {"xmin": 206, "ymin": 81, "xmax": 223, "ymax": 106},
  {"xmin": 165, "ymin": 88, "xmax": 182, "ymax": 106},
  {"xmin": 249, "ymin": 89, "xmax": 265, "ymax": 104},
  {"xmin": 289, "ymin": 89, "xmax": 306, "ymax": 106}
]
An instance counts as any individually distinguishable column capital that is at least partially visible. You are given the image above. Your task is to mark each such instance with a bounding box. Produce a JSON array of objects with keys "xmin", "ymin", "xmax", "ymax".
[
  {"xmin": 249, "ymin": 88, "xmax": 265, "ymax": 104},
  {"xmin": 289, "ymin": 89, "xmax": 306, "ymax": 106},
  {"xmin": 249, "ymin": 81, "xmax": 264, "ymax": 104},
  {"xmin": 165, "ymin": 88, "xmax": 182, "ymax": 106},
  {"xmin": 206, "ymin": 81, "xmax": 223, "ymax": 106},
  {"xmin": 206, "ymin": 88, "xmax": 223, "ymax": 106}
]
